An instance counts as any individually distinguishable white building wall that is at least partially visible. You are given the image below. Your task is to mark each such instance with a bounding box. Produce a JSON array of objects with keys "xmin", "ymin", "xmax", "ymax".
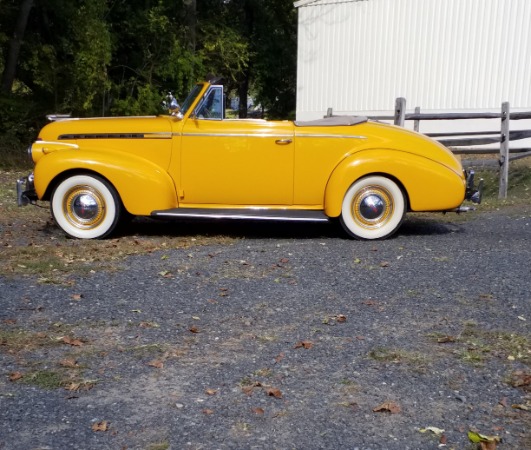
[{"xmin": 296, "ymin": 0, "xmax": 531, "ymax": 122}]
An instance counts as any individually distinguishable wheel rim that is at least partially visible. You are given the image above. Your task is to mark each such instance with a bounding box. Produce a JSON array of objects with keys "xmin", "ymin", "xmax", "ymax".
[
  {"xmin": 351, "ymin": 186, "xmax": 394, "ymax": 229},
  {"xmin": 63, "ymin": 185, "xmax": 106, "ymax": 230}
]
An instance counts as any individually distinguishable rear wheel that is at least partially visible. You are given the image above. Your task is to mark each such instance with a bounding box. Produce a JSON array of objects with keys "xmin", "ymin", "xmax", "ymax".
[
  {"xmin": 51, "ymin": 174, "xmax": 122, "ymax": 239},
  {"xmin": 340, "ymin": 175, "xmax": 406, "ymax": 240}
]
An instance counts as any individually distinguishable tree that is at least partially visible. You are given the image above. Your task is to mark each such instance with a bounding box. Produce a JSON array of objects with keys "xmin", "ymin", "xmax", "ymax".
[{"xmin": 1, "ymin": 0, "xmax": 34, "ymax": 94}]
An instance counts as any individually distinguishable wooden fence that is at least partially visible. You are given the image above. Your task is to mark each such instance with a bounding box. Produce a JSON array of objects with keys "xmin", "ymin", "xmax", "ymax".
[{"xmin": 370, "ymin": 99, "xmax": 531, "ymax": 199}]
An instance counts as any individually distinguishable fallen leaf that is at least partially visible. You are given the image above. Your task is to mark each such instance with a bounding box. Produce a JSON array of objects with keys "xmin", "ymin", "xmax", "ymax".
[
  {"xmin": 266, "ymin": 387, "xmax": 283, "ymax": 399},
  {"xmin": 437, "ymin": 335, "xmax": 456, "ymax": 343},
  {"xmin": 373, "ymin": 401, "xmax": 401, "ymax": 414},
  {"xmin": 9, "ymin": 372, "xmax": 23, "ymax": 381},
  {"xmin": 60, "ymin": 336, "xmax": 83, "ymax": 347},
  {"xmin": 479, "ymin": 442, "xmax": 498, "ymax": 450},
  {"xmin": 59, "ymin": 358, "xmax": 79, "ymax": 368},
  {"xmin": 205, "ymin": 389, "xmax": 217, "ymax": 396},
  {"xmin": 509, "ymin": 370, "xmax": 531, "ymax": 390},
  {"xmin": 336, "ymin": 314, "xmax": 347, "ymax": 323},
  {"xmin": 242, "ymin": 386, "xmax": 255, "ymax": 396},
  {"xmin": 498, "ymin": 397, "xmax": 508, "ymax": 408},
  {"xmin": 92, "ymin": 421, "xmax": 109, "ymax": 432},
  {"xmin": 380, "ymin": 261, "xmax": 390, "ymax": 267},
  {"xmin": 362, "ymin": 299, "xmax": 378, "ymax": 306},
  {"xmin": 468, "ymin": 431, "xmax": 500, "ymax": 444},
  {"xmin": 148, "ymin": 359, "xmax": 164, "ymax": 369},
  {"xmin": 189, "ymin": 326, "xmax": 199, "ymax": 333},
  {"xmin": 65, "ymin": 382, "xmax": 81, "ymax": 392},
  {"xmin": 439, "ymin": 434, "xmax": 447, "ymax": 445},
  {"xmin": 511, "ymin": 403, "xmax": 529, "ymax": 411},
  {"xmin": 294, "ymin": 340, "xmax": 313, "ymax": 349},
  {"xmin": 252, "ymin": 407, "xmax": 265, "ymax": 415},
  {"xmin": 419, "ymin": 426, "xmax": 445, "ymax": 436},
  {"xmin": 202, "ymin": 409, "xmax": 214, "ymax": 415},
  {"xmin": 71, "ymin": 294, "xmax": 83, "ymax": 301},
  {"xmin": 242, "ymin": 382, "xmax": 262, "ymax": 396}
]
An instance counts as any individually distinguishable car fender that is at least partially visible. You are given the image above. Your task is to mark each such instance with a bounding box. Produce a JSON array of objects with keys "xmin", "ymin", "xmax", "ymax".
[
  {"xmin": 34, "ymin": 148, "xmax": 178, "ymax": 215},
  {"xmin": 324, "ymin": 148, "xmax": 466, "ymax": 217}
]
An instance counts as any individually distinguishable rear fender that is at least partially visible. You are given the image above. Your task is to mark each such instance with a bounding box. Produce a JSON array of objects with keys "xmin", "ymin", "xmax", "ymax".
[
  {"xmin": 34, "ymin": 149, "xmax": 178, "ymax": 215},
  {"xmin": 324, "ymin": 149, "xmax": 466, "ymax": 217}
]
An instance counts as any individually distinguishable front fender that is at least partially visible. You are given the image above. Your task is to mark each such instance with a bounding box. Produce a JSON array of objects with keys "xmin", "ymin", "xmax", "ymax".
[
  {"xmin": 324, "ymin": 149, "xmax": 466, "ymax": 217},
  {"xmin": 34, "ymin": 148, "xmax": 178, "ymax": 215}
]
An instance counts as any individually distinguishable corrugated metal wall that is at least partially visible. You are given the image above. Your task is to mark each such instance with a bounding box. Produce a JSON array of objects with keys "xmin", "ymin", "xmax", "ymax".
[{"xmin": 296, "ymin": 0, "xmax": 531, "ymax": 120}]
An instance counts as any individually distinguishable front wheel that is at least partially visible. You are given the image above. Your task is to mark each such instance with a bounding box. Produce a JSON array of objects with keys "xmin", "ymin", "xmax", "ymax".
[
  {"xmin": 340, "ymin": 176, "xmax": 406, "ymax": 240},
  {"xmin": 51, "ymin": 174, "xmax": 123, "ymax": 239}
]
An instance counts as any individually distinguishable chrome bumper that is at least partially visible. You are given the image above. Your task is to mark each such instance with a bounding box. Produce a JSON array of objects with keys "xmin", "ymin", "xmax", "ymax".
[
  {"xmin": 16, "ymin": 173, "xmax": 37, "ymax": 206},
  {"xmin": 464, "ymin": 169, "xmax": 483, "ymax": 204}
]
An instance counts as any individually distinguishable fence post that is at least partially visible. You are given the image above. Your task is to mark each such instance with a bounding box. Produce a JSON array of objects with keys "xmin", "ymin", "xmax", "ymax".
[
  {"xmin": 394, "ymin": 97, "xmax": 406, "ymax": 127},
  {"xmin": 414, "ymin": 106, "xmax": 421, "ymax": 132},
  {"xmin": 498, "ymin": 102, "xmax": 510, "ymax": 199}
]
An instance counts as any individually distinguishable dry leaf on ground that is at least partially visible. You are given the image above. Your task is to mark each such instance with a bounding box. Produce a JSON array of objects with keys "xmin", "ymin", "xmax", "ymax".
[
  {"xmin": 294, "ymin": 340, "xmax": 313, "ymax": 349},
  {"xmin": 92, "ymin": 421, "xmax": 109, "ymax": 432},
  {"xmin": 373, "ymin": 401, "xmax": 401, "ymax": 414},
  {"xmin": 266, "ymin": 387, "xmax": 283, "ymax": 398}
]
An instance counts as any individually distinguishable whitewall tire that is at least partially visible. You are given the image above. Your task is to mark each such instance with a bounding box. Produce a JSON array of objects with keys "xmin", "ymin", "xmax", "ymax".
[
  {"xmin": 51, "ymin": 174, "xmax": 122, "ymax": 239},
  {"xmin": 340, "ymin": 176, "xmax": 406, "ymax": 240}
]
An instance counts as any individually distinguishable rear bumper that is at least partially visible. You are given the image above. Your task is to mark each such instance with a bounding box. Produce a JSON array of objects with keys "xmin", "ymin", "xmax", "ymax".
[{"xmin": 16, "ymin": 173, "xmax": 37, "ymax": 206}]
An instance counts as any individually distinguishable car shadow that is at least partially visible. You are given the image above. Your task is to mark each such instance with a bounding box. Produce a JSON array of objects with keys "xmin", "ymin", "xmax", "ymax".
[{"xmin": 117, "ymin": 215, "xmax": 463, "ymax": 241}]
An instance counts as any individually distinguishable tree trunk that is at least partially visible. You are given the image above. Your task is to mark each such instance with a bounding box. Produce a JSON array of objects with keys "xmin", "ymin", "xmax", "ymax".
[
  {"xmin": 183, "ymin": 0, "xmax": 197, "ymax": 51},
  {"xmin": 238, "ymin": 73, "xmax": 249, "ymax": 118},
  {"xmin": 1, "ymin": 0, "xmax": 34, "ymax": 94}
]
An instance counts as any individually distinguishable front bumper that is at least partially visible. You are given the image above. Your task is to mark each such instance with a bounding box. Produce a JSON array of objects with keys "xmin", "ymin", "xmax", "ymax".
[
  {"xmin": 464, "ymin": 169, "xmax": 483, "ymax": 204},
  {"xmin": 16, "ymin": 173, "xmax": 38, "ymax": 206}
]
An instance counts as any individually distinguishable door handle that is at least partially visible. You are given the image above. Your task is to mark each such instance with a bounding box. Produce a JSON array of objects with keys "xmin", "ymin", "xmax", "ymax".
[{"xmin": 275, "ymin": 139, "xmax": 292, "ymax": 145}]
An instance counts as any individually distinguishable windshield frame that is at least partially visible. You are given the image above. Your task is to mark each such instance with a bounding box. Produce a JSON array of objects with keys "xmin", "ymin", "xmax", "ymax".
[{"xmin": 180, "ymin": 83, "xmax": 205, "ymax": 117}]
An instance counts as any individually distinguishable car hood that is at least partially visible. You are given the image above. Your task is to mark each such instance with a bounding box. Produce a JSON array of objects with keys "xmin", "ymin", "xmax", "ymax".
[{"xmin": 37, "ymin": 115, "xmax": 174, "ymax": 141}]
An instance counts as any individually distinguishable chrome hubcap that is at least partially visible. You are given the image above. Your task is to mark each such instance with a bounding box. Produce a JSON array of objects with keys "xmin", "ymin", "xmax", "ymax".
[
  {"xmin": 359, "ymin": 194, "xmax": 385, "ymax": 220},
  {"xmin": 352, "ymin": 186, "xmax": 393, "ymax": 229},
  {"xmin": 64, "ymin": 186, "xmax": 105, "ymax": 229},
  {"xmin": 73, "ymin": 194, "xmax": 99, "ymax": 221}
]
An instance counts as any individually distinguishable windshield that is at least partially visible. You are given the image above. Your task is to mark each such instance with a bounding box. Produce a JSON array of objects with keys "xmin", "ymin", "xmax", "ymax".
[{"xmin": 180, "ymin": 84, "xmax": 204, "ymax": 116}]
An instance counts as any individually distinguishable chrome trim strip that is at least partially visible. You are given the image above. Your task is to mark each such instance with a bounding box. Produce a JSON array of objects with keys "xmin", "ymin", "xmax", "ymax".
[
  {"xmin": 182, "ymin": 133, "xmax": 294, "ymax": 138},
  {"xmin": 153, "ymin": 211, "xmax": 329, "ymax": 222},
  {"xmin": 58, "ymin": 132, "xmax": 172, "ymax": 140},
  {"xmin": 33, "ymin": 141, "xmax": 79, "ymax": 149},
  {"xmin": 296, "ymin": 134, "xmax": 367, "ymax": 139},
  {"xmin": 151, "ymin": 208, "xmax": 329, "ymax": 222}
]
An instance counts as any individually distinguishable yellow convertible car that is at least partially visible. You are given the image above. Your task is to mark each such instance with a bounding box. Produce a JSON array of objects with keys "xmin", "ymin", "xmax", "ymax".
[{"xmin": 17, "ymin": 80, "xmax": 482, "ymax": 240}]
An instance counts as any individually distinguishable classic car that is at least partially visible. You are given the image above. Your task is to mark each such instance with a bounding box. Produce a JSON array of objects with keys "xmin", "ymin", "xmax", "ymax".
[{"xmin": 17, "ymin": 80, "xmax": 482, "ymax": 240}]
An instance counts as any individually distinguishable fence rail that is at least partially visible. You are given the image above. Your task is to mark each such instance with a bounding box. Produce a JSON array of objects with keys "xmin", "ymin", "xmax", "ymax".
[{"xmin": 366, "ymin": 99, "xmax": 531, "ymax": 199}]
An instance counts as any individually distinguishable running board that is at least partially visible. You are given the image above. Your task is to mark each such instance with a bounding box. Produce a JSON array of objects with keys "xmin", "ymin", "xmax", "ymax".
[{"xmin": 151, "ymin": 208, "xmax": 329, "ymax": 222}]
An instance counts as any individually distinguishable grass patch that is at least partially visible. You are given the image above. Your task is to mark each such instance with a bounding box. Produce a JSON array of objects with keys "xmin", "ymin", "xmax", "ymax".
[
  {"xmin": 19, "ymin": 370, "xmax": 65, "ymax": 390},
  {"xmin": 147, "ymin": 443, "xmax": 170, "ymax": 450},
  {"xmin": 430, "ymin": 323, "xmax": 530, "ymax": 366},
  {"xmin": 367, "ymin": 347, "xmax": 429, "ymax": 372},
  {"xmin": 0, "ymin": 329, "xmax": 60, "ymax": 352},
  {"xmin": 458, "ymin": 325, "xmax": 530, "ymax": 365}
]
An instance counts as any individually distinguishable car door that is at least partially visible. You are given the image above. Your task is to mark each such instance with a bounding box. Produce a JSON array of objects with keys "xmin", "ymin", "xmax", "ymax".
[{"xmin": 179, "ymin": 88, "xmax": 295, "ymax": 206}]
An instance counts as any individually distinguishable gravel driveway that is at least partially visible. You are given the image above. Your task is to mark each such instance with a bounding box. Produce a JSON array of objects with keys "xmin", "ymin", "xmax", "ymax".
[{"xmin": 1, "ymin": 207, "xmax": 530, "ymax": 450}]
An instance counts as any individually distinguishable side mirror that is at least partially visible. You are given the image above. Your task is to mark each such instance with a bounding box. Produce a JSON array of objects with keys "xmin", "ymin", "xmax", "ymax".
[{"xmin": 163, "ymin": 92, "xmax": 183, "ymax": 118}]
